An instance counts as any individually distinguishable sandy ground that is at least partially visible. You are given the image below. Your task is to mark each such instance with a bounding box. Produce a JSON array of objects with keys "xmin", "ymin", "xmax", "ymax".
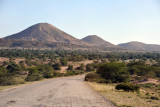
[
  {"xmin": 138, "ymin": 78, "xmax": 159, "ymax": 85},
  {"xmin": 0, "ymin": 75, "xmax": 115, "ymax": 107},
  {"xmin": 60, "ymin": 60, "xmax": 94, "ymax": 72}
]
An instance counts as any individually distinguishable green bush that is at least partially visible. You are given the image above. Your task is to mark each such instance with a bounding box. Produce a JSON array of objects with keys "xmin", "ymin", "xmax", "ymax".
[
  {"xmin": 86, "ymin": 64, "xmax": 95, "ymax": 71},
  {"xmin": 76, "ymin": 64, "xmax": 85, "ymax": 70},
  {"xmin": 25, "ymin": 73, "xmax": 43, "ymax": 81},
  {"xmin": 85, "ymin": 72, "xmax": 99, "ymax": 81},
  {"xmin": 67, "ymin": 65, "xmax": 73, "ymax": 71},
  {"xmin": 52, "ymin": 63, "xmax": 61, "ymax": 70},
  {"xmin": 25, "ymin": 67, "xmax": 43, "ymax": 81},
  {"xmin": 97, "ymin": 62, "xmax": 130, "ymax": 83},
  {"xmin": 115, "ymin": 83, "xmax": 140, "ymax": 92},
  {"xmin": 65, "ymin": 70, "xmax": 84, "ymax": 76},
  {"xmin": 84, "ymin": 72, "xmax": 107, "ymax": 83},
  {"xmin": 60, "ymin": 58, "xmax": 68, "ymax": 66},
  {"xmin": 6, "ymin": 63, "xmax": 21, "ymax": 74}
]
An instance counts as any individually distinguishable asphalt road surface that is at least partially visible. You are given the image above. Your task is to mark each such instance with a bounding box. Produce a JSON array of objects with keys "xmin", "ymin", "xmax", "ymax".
[{"xmin": 0, "ymin": 75, "xmax": 115, "ymax": 107}]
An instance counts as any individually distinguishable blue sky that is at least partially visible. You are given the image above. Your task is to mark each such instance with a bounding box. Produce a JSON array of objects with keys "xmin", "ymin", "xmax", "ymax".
[{"xmin": 0, "ymin": 0, "xmax": 160, "ymax": 44}]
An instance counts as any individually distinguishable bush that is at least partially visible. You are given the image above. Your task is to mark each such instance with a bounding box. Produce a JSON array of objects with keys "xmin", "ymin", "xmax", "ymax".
[
  {"xmin": 84, "ymin": 72, "xmax": 106, "ymax": 83},
  {"xmin": 150, "ymin": 96, "xmax": 159, "ymax": 100},
  {"xmin": 97, "ymin": 62, "xmax": 130, "ymax": 83},
  {"xmin": 65, "ymin": 70, "xmax": 84, "ymax": 76},
  {"xmin": 6, "ymin": 63, "xmax": 21, "ymax": 74},
  {"xmin": 85, "ymin": 72, "xmax": 99, "ymax": 81},
  {"xmin": 86, "ymin": 64, "xmax": 95, "ymax": 71},
  {"xmin": 67, "ymin": 65, "xmax": 73, "ymax": 71},
  {"xmin": 2, "ymin": 61, "xmax": 8, "ymax": 66},
  {"xmin": 25, "ymin": 67, "xmax": 43, "ymax": 81},
  {"xmin": 60, "ymin": 58, "xmax": 68, "ymax": 66},
  {"xmin": 52, "ymin": 63, "xmax": 61, "ymax": 70},
  {"xmin": 76, "ymin": 64, "xmax": 85, "ymax": 70},
  {"xmin": 25, "ymin": 73, "xmax": 43, "ymax": 81},
  {"xmin": 115, "ymin": 83, "xmax": 140, "ymax": 92}
]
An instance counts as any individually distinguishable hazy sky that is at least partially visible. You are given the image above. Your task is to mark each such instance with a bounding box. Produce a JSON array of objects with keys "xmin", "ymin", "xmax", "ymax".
[{"xmin": 0, "ymin": 0, "xmax": 160, "ymax": 45}]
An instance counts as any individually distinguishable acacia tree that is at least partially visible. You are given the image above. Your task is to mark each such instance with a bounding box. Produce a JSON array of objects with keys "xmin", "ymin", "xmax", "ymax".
[{"xmin": 97, "ymin": 62, "xmax": 130, "ymax": 83}]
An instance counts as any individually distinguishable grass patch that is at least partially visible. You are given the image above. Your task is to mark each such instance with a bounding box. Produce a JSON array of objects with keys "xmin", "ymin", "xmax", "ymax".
[
  {"xmin": 87, "ymin": 82, "xmax": 160, "ymax": 107},
  {"xmin": 0, "ymin": 81, "xmax": 32, "ymax": 91}
]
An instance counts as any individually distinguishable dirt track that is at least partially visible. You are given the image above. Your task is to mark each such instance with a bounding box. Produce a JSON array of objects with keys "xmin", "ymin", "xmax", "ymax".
[{"xmin": 0, "ymin": 75, "xmax": 115, "ymax": 107}]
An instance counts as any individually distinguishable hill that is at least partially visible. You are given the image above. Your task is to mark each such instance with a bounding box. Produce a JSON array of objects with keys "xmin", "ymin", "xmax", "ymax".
[
  {"xmin": 0, "ymin": 23, "xmax": 122, "ymax": 51},
  {"xmin": 4, "ymin": 23, "xmax": 89, "ymax": 45},
  {"xmin": 0, "ymin": 23, "xmax": 92, "ymax": 48},
  {"xmin": 81, "ymin": 35, "xmax": 115, "ymax": 47},
  {"xmin": 118, "ymin": 41, "xmax": 160, "ymax": 51}
]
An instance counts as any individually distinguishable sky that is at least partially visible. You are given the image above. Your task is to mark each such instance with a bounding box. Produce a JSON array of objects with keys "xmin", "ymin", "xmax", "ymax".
[{"xmin": 0, "ymin": 0, "xmax": 160, "ymax": 45}]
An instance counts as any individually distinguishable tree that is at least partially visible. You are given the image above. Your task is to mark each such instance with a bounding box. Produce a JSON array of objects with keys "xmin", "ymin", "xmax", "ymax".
[
  {"xmin": 52, "ymin": 63, "xmax": 61, "ymax": 70},
  {"xmin": 19, "ymin": 61, "xmax": 24, "ymax": 65},
  {"xmin": 25, "ymin": 67, "xmax": 43, "ymax": 81},
  {"xmin": 60, "ymin": 58, "xmax": 68, "ymax": 66},
  {"xmin": 0, "ymin": 67, "xmax": 7, "ymax": 85},
  {"xmin": 2, "ymin": 61, "xmax": 8, "ymax": 66},
  {"xmin": 6, "ymin": 63, "xmax": 21, "ymax": 74},
  {"xmin": 76, "ymin": 64, "xmax": 85, "ymax": 70},
  {"xmin": 67, "ymin": 65, "xmax": 73, "ymax": 71},
  {"xmin": 86, "ymin": 64, "xmax": 95, "ymax": 71},
  {"xmin": 97, "ymin": 62, "xmax": 130, "ymax": 83}
]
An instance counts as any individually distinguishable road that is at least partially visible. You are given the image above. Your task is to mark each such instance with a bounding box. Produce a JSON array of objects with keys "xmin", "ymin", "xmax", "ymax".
[{"xmin": 0, "ymin": 75, "xmax": 115, "ymax": 107}]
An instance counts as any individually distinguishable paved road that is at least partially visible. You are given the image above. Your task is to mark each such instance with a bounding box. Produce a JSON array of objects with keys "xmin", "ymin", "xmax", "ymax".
[{"xmin": 0, "ymin": 75, "xmax": 115, "ymax": 107}]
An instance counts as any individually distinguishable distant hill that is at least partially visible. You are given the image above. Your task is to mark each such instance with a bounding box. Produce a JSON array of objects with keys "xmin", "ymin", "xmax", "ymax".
[
  {"xmin": 118, "ymin": 41, "xmax": 160, "ymax": 51},
  {"xmin": 81, "ymin": 35, "xmax": 115, "ymax": 47}
]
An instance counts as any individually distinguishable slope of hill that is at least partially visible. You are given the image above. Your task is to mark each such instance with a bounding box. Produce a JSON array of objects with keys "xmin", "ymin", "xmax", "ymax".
[
  {"xmin": 4, "ymin": 23, "xmax": 89, "ymax": 45},
  {"xmin": 118, "ymin": 41, "xmax": 160, "ymax": 51},
  {"xmin": 81, "ymin": 35, "xmax": 115, "ymax": 47}
]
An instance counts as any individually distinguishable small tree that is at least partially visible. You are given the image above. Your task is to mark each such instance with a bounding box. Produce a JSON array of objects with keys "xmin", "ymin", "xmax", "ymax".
[
  {"xmin": 86, "ymin": 64, "xmax": 95, "ymax": 71},
  {"xmin": 2, "ymin": 61, "xmax": 8, "ymax": 66},
  {"xmin": 19, "ymin": 61, "xmax": 24, "ymax": 65},
  {"xmin": 76, "ymin": 64, "xmax": 85, "ymax": 70},
  {"xmin": 6, "ymin": 63, "xmax": 21, "ymax": 74},
  {"xmin": 25, "ymin": 67, "xmax": 43, "ymax": 81},
  {"xmin": 60, "ymin": 58, "xmax": 68, "ymax": 66},
  {"xmin": 52, "ymin": 63, "xmax": 61, "ymax": 70},
  {"xmin": 67, "ymin": 65, "xmax": 73, "ymax": 71}
]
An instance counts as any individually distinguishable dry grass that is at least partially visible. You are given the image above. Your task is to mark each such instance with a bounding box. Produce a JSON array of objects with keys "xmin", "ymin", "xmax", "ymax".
[
  {"xmin": 0, "ymin": 81, "xmax": 31, "ymax": 92},
  {"xmin": 87, "ymin": 82, "xmax": 160, "ymax": 107},
  {"xmin": 0, "ymin": 78, "xmax": 47, "ymax": 92}
]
